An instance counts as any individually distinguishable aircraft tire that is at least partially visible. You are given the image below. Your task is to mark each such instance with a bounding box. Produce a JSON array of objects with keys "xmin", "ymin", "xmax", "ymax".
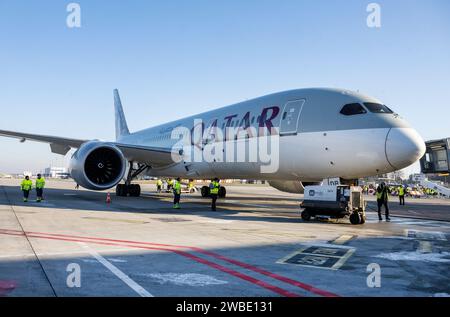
[
  {"xmin": 359, "ymin": 214, "xmax": 366, "ymax": 224},
  {"xmin": 201, "ymin": 186, "xmax": 210, "ymax": 198},
  {"xmin": 128, "ymin": 184, "xmax": 141, "ymax": 197},
  {"xmin": 301, "ymin": 210, "xmax": 311, "ymax": 221},
  {"xmin": 349, "ymin": 212, "xmax": 361, "ymax": 225},
  {"xmin": 218, "ymin": 187, "xmax": 226, "ymax": 198},
  {"xmin": 116, "ymin": 184, "xmax": 126, "ymax": 196},
  {"xmin": 135, "ymin": 184, "xmax": 141, "ymax": 197}
]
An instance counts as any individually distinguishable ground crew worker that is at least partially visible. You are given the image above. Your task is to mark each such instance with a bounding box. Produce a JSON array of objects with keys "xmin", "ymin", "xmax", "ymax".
[
  {"xmin": 398, "ymin": 185, "xmax": 405, "ymax": 206},
  {"xmin": 209, "ymin": 178, "xmax": 220, "ymax": 211},
  {"xmin": 173, "ymin": 177, "xmax": 181, "ymax": 209},
  {"xmin": 167, "ymin": 178, "xmax": 174, "ymax": 191},
  {"xmin": 188, "ymin": 179, "xmax": 195, "ymax": 193},
  {"xmin": 20, "ymin": 176, "xmax": 33, "ymax": 202},
  {"xmin": 35, "ymin": 174, "xmax": 45, "ymax": 202},
  {"xmin": 376, "ymin": 182, "xmax": 391, "ymax": 221},
  {"xmin": 363, "ymin": 185, "xmax": 368, "ymax": 195},
  {"xmin": 156, "ymin": 179, "xmax": 163, "ymax": 193}
]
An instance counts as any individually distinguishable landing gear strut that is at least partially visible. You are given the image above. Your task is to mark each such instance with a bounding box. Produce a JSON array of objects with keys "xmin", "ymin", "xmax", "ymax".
[{"xmin": 115, "ymin": 162, "xmax": 149, "ymax": 197}]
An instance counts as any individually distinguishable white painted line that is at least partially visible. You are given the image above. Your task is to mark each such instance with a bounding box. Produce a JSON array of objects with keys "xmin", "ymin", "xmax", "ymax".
[
  {"xmin": 331, "ymin": 235, "xmax": 355, "ymax": 245},
  {"xmin": 302, "ymin": 242, "xmax": 355, "ymax": 250},
  {"xmin": 36, "ymin": 248, "xmax": 136, "ymax": 258},
  {"xmin": 140, "ymin": 273, "xmax": 227, "ymax": 286},
  {"xmin": 107, "ymin": 258, "xmax": 128, "ymax": 263},
  {"xmin": 0, "ymin": 253, "xmax": 36, "ymax": 259},
  {"xmin": 223, "ymin": 200, "xmax": 269, "ymax": 208},
  {"xmin": 404, "ymin": 229, "xmax": 447, "ymax": 241},
  {"xmin": 79, "ymin": 243, "xmax": 153, "ymax": 297},
  {"xmin": 276, "ymin": 244, "xmax": 355, "ymax": 270},
  {"xmin": 332, "ymin": 248, "xmax": 356, "ymax": 270},
  {"xmin": 375, "ymin": 251, "xmax": 450, "ymax": 263}
]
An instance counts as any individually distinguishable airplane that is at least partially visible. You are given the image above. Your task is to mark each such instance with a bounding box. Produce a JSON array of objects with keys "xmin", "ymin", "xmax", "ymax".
[{"xmin": 0, "ymin": 88, "xmax": 426, "ymax": 198}]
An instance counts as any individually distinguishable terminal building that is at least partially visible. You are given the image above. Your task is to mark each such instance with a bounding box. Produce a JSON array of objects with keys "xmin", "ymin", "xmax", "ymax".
[{"xmin": 43, "ymin": 166, "xmax": 69, "ymax": 179}]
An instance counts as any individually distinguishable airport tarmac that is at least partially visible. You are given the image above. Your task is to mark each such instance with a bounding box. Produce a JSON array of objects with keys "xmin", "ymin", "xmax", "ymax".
[{"xmin": 1, "ymin": 179, "xmax": 449, "ymax": 297}]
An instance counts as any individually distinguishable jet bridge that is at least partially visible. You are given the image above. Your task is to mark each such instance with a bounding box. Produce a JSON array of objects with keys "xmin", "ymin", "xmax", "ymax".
[
  {"xmin": 420, "ymin": 138, "xmax": 450, "ymax": 174},
  {"xmin": 419, "ymin": 138, "xmax": 450, "ymax": 197}
]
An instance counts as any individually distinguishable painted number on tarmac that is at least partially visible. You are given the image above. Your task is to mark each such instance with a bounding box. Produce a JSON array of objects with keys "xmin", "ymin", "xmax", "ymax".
[{"xmin": 278, "ymin": 245, "xmax": 355, "ymax": 270}]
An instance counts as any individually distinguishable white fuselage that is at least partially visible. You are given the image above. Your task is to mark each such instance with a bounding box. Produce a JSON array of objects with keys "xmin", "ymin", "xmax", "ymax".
[{"xmin": 118, "ymin": 88, "xmax": 425, "ymax": 182}]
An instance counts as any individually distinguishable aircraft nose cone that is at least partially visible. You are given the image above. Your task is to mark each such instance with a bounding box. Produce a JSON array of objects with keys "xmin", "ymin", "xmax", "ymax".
[{"xmin": 385, "ymin": 128, "xmax": 426, "ymax": 170}]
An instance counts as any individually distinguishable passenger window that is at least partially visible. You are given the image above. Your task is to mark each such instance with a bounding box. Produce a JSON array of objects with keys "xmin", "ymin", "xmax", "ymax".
[
  {"xmin": 364, "ymin": 103, "xmax": 393, "ymax": 114},
  {"xmin": 340, "ymin": 103, "xmax": 367, "ymax": 116},
  {"xmin": 251, "ymin": 116, "xmax": 255, "ymax": 124}
]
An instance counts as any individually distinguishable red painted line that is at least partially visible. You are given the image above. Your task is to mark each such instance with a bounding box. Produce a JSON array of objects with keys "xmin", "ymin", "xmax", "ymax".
[
  {"xmin": 0, "ymin": 228, "xmax": 339, "ymax": 297},
  {"xmin": 194, "ymin": 249, "xmax": 339, "ymax": 297},
  {"xmin": 0, "ymin": 230, "xmax": 299, "ymax": 297}
]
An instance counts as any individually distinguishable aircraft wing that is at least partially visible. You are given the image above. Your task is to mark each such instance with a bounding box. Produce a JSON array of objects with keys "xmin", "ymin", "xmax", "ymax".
[{"xmin": 0, "ymin": 129, "xmax": 179, "ymax": 167}]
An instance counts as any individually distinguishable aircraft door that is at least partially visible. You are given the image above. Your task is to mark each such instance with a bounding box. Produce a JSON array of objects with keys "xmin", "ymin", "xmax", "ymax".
[{"xmin": 279, "ymin": 99, "xmax": 305, "ymax": 136}]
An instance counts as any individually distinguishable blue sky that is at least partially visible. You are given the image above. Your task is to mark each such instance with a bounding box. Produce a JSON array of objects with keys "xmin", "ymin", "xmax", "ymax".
[{"xmin": 0, "ymin": 0, "xmax": 449, "ymax": 173}]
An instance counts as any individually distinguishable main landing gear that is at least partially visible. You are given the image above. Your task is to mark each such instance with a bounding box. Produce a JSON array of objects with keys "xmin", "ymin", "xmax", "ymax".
[
  {"xmin": 201, "ymin": 185, "xmax": 227, "ymax": 198},
  {"xmin": 115, "ymin": 162, "xmax": 149, "ymax": 197}
]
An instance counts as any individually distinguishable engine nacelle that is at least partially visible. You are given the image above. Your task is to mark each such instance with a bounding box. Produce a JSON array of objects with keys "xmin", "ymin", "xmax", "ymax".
[
  {"xmin": 69, "ymin": 141, "xmax": 127, "ymax": 190},
  {"xmin": 268, "ymin": 180, "xmax": 321, "ymax": 194}
]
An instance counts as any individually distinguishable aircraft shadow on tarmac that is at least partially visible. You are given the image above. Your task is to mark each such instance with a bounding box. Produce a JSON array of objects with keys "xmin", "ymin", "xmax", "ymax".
[
  {"xmin": 2, "ymin": 185, "xmax": 450, "ymax": 224},
  {"xmin": 0, "ymin": 233, "xmax": 449, "ymax": 297},
  {"xmin": 0, "ymin": 185, "xmax": 317, "ymax": 225}
]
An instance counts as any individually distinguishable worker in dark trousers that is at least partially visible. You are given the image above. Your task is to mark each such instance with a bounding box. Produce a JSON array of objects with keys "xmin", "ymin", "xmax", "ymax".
[
  {"xmin": 398, "ymin": 185, "xmax": 405, "ymax": 205},
  {"xmin": 173, "ymin": 177, "xmax": 181, "ymax": 209},
  {"xmin": 35, "ymin": 174, "xmax": 45, "ymax": 202},
  {"xmin": 209, "ymin": 178, "xmax": 220, "ymax": 211},
  {"xmin": 156, "ymin": 179, "xmax": 162, "ymax": 193},
  {"xmin": 376, "ymin": 182, "xmax": 391, "ymax": 221},
  {"xmin": 20, "ymin": 175, "xmax": 33, "ymax": 202}
]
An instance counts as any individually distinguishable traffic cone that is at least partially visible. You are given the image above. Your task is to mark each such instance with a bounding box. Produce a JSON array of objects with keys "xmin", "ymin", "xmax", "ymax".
[{"xmin": 106, "ymin": 192, "xmax": 111, "ymax": 204}]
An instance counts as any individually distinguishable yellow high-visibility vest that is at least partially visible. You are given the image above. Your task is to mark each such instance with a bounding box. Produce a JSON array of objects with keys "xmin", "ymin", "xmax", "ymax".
[
  {"xmin": 174, "ymin": 181, "xmax": 181, "ymax": 194},
  {"xmin": 210, "ymin": 181, "xmax": 220, "ymax": 195},
  {"xmin": 35, "ymin": 177, "xmax": 45, "ymax": 189},
  {"xmin": 21, "ymin": 179, "xmax": 32, "ymax": 191},
  {"xmin": 398, "ymin": 187, "xmax": 404, "ymax": 196},
  {"xmin": 376, "ymin": 191, "xmax": 382, "ymax": 200}
]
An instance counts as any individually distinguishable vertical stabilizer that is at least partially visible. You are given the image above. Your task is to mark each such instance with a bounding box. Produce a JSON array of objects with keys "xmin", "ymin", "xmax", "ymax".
[{"xmin": 113, "ymin": 89, "xmax": 130, "ymax": 140}]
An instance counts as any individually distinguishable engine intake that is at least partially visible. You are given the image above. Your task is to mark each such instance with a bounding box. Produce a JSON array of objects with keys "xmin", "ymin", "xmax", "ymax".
[{"xmin": 70, "ymin": 141, "xmax": 127, "ymax": 190}]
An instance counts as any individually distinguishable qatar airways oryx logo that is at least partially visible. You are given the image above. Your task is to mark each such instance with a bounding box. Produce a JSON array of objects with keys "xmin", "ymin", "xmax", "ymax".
[{"xmin": 170, "ymin": 119, "xmax": 280, "ymax": 174}]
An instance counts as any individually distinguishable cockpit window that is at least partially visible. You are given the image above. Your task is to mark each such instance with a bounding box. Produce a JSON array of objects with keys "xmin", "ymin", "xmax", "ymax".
[
  {"xmin": 364, "ymin": 103, "xmax": 393, "ymax": 114},
  {"xmin": 340, "ymin": 103, "xmax": 367, "ymax": 116}
]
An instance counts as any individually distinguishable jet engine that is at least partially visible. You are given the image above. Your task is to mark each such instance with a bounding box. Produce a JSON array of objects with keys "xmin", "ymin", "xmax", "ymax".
[
  {"xmin": 268, "ymin": 180, "xmax": 321, "ymax": 194},
  {"xmin": 69, "ymin": 141, "xmax": 127, "ymax": 190}
]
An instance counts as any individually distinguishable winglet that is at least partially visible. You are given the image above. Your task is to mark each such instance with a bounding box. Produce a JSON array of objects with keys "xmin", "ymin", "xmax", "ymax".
[{"xmin": 113, "ymin": 89, "xmax": 130, "ymax": 141}]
